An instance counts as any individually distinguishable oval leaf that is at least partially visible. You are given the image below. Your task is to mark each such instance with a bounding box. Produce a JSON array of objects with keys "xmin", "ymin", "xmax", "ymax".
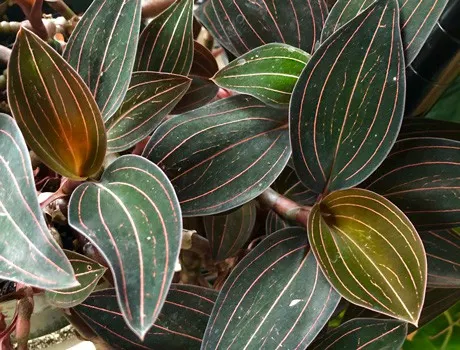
[
  {"xmin": 8, "ymin": 28, "xmax": 107, "ymax": 180},
  {"xmin": 202, "ymin": 228, "xmax": 341, "ymax": 350},
  {"xmin": 290, "ymin": 0, "xmax": 405, "ymax": 194},
  {"xmin": 312, "ymin": 318, "xmax": 407, "ymax": 349},
  {"xmin": 135, "ymin": 0, "xmax": 194, "ymax": 74},
  {"xmin": 143, "ymin": 95, "xmax": 290, "ymax": 216},
  {"xmin": 308, "ymin": 188, "xmax": 427, "ymax": 325},
  {"xmin": 0, "ymin": 114, "xmax": 76, "ymax": 289},
  {"xmin": 399, "ymin": 118, "xmax": 460, "ymax": 141},
  {"xmin": 213, "ymin": 43, "xmax": 310, "ymax": 107},
  {"xmin": 45, "ymin": 250, "xmax": 106, "ymax": 308},
  {"xmin": 420, "ymin": 229, "xmax": 460, "ymax": 288},
  {"xmin": 364, "ymin": 137, "xmax": 460, "ymax": 230},
  {"xmin": 63, "ymin": 0, "xmax": 142, "ymax": 120},
  {"xmin": 172, "ymin": 76, "xmax": 219, "ymax": 114},
  {"xmin": 195, "ymin": 0, "xmax": 328, "ymax": 56},
  {"xmin": 68, "ymin": 155, "xmax": 182, "ymax": 339},
  {"xmin": 106, "ymin": 72, "xmax": 191, "ymax": 152},
  {"xmin": 75, "ymin": 285, "xmax": 217, "ymax": 349},
  {"xmin": 204, "ymin": 201, "xmax": 256, "ymax": 261},
  {"xmin": 321, "ymin": 0, "xmax": 449, "ymax": 64}
]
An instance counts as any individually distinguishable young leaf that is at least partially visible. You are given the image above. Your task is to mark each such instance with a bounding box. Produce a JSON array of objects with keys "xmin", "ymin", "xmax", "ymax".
[
  {"xmin": 8, "ymin": 28, "xmax": 107, "ymax": 180},
  {"xmin": 143, "ymin": 95, "xmax": 290, "ymax": 216},
  {"xmin": 420, "ymin": 230, "xmax": 460, "ymax": 288},
  {"xmin": 204, "ymin": 201, "xmax": 256, "ymax": 261},
  {"xmin": 202, "ymin": 228, "xmax": 340, "ymax": 349},
  {"xmin": 106, "ymin": 72, "xmax": 191, "ymax": 152},
  {"xmin": 321, "ymin": 0, "xmax": 449, "ymax": 64},
  {"xmin": 308, "ymin": 188, "xmax": 427, "ymax": 325},
  {"xmin": 0, "ymin": 114, "xmax": 76, "ymax": 289},
  {"xmin": 74, "ymin": 285, "xmax": 217, "ymax": 350},
  {"xmin": 45, "ymin": 250, "xmax": 106, "ymax": 308},
  {"xmin": 195, "ymin": 0, "xmax": 328, "ymax": 56},
  {"xmin": 290, "ymin": 0, "xmax": 405, "ymax": 194},
  {"xmin": 68, "ymin": 155, "xmax": 182, "ymax": 339},
  {"xmin": 63, "ymin": 0, "xmax": 142, "ymax": 120},
  {"xmin": 213, "ymin": 43, "xmax": 311, "ymax": 107},
  {"xmin": 364, "ymin": 137, "xmax": 460, "ymax": 230},
  {"xmin": 399, "ymin": 118, "xmax": 460, "ymax": 141},
  {"xmin": 135, "ymin": 0, "xmax": 194, "ymax": 75},
  {"xmin": 312, "ymin": 318, "xmax": 407, "ymax": 350}
]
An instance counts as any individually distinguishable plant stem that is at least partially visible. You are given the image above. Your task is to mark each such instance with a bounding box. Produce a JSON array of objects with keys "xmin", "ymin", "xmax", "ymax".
[
  {"xmin": 181, "ymin": 229, "xmax": 211, "ymax": 256},
  {"xmin": 45, "ymin": 0, "xmax": 76, "ymax": 20},
  {"xmin": 14, "ymin": 0, "xmax": 49, "ymax": 40},
  {"xmin": 258, "ymin": 188, "xmax": 311, "ymax": 227}
]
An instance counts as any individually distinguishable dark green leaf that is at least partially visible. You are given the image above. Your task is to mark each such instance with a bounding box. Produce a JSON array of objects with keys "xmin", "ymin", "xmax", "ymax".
[
  {"xmin": 417, "ymin": 288, "xmax": 460, "ymax": 330},
  {"xmin": 404, "ymin": 302, "xmax": 460, "ymax": 349},
  {"xmin": 68, "ymin": 155, "xmax": 182, "ymax": 339},
  {"xmin": 171, "ymin": 76, "xmax": 219, "ymax": 114},
  {"xmin": 45, "ymin": 250, "xmax": 106, "ymax": 308},
  {"xmin": 213, "ymin": 43, "xmax": 310, "ymax": 107},
  {"xmin": 321, "ymin": 0, "xmax": 449, "ymax": 64},
  {"xmin": 8, "ymin": 28, "xmax": 107, "ymax": 180},
  {"xmin": 312, "ymin": 318, "xmax": 407, "ymax": 349},
  {"xmin": 190, "ymin": 41, "xmax": 219, "ymax": 78},
  {"xmin": 424, "ymin": 75, "xmax": 460, "ymax": 123},
  {"xmin": 106, "ymin": 72, "xmax": 191, "ymax": 152},
  {"xmin": 135, "ymin": 0, "xmax": 194, "ymax": 75},
  {"xmin": 143, "ymin": 95, "xmax": 290, "ymax": 216},
  {"xmin": 0, "ymin": 114, "xmax": 76, "ymax": 289},
  {"xmin": 195, "ymin": 0, "xmax": 328, "ymax": 56},
  {"xmin": 204, "ymin": 201, "xmax": 256, "ymax": 261},
  {"xmin": 420, "ymin": 229, "xmax": 460, "ymax": 288},
  {"xmin": 265, "ymin": 211, "xmax": 300, "ymax": 236},
  {"xmin": 74, "ymin": 285, "xmax": 217, "ymax": 349},
  {"xmin": 63, "ymin": 0, "xmax": 142, "ymax": 120},
  {"xmin": 202, "ymin": 228, "xmax": 340, "ymax": 349},
  {"xmin": 308, "ymin": 188, "xmax": 426, "ymax": 325},
  {"xmin": 290, "ymin": 0, "xmax": 405, "ymax": 194},
  {"xmin": 364, "ymin": 137, "xmax": 460, "ymax": 230},
  {"xmin": 399, "ymin": 118, "xmax": 460, "ymax": 141}
]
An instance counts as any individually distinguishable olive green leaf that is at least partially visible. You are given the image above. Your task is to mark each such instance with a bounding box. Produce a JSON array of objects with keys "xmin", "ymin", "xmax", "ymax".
[
  {"xmin": 45, "ymin": 250, "xmax": 106, "ymax": 308},
  {"xmin": 213, "ymin": 43, "xmax": 310, "ymax": 107},
  {"xmin": 308, "ymin": 188, "xmax": 427, "ymax": 325},
  {"xmin": 63, "ymin": 0, "xmax": 142, "ymax": 120},
  {"xmin": 290, "ymin": 0, "xmax": 405, "ymax": 194},
  {"xmin": 68, "ymin": 155, "xmax": 182, "ymax": 339},
  {"xmin": 8, "ymin": 28, "xmax": 107, "ymax": 180}
]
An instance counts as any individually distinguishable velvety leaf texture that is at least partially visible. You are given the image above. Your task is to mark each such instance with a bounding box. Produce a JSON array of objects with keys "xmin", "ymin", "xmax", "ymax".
[
  {"xmin": 135, "ymin": 0, "xmax": 194, "ymax": 75},
  {"xmin": 399, "ymin": 118, "xmax": 460, "ymax": 142},
  {"xmin": 143, "ymin": 95, "xmax": 290, "ymax": 216},
  {"xmin": 290, "ymin": 0, "xmax": 405, "ymax": 194},
  {"xmin": 0, "ymin": 114, "xmax": 76, "ymax": 289},
  {"xmin": 106, "ymin": 72, "xmax": 191, "ymax": 152},
  {"xmin": 63, "ymin": 0, "xmax": 142, "ymax": 120},
  {"xmin": 69, "ymin": 155, "xmax": 182, "ymax": 339},
  {"xmin": 364, "ymin": 137, "xmax": 460, "ymax": 230},
  {"xmin": 308, "ymin": 188, "xmax": 427, "ymax": 325},
  {"xmin": 321, "ymin": 0, "xmax": 449, "ymax": 64},
  {"xmin": 195, "ymin": 0, "xmax": 328, "ymax": 56},
  {"xmin": 202, "ymin": 228, "xmax": 340, "ymax": 349},
  {"xmin": 8, "ymin": 28, "xmax": 107, "ymax": 180},
  {"xmin": 74, "ymin": 285, "xmax": 217, "ymax": 349}
]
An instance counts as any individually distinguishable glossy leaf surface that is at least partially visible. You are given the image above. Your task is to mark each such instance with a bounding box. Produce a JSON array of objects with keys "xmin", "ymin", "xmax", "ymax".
[
  {"xmin": 420, "ymin": 230, "xmax": 460, "ymax": 288},
  {"xmin": 290, "ymin": 0, "xmax": 405, "ymax": 194},
  {"xmin": 143, "ymin": 95, "xmax": 290, "ymax": 216},
  {"xmin": 204, "ymin": 201, "xmax": 256, "ymax": 261},
  {"xmin": 308, "ymin": 188, "xmax": 426, "ymax": 325},
  {"xmin": 0, "ymin": 114, "xmax": 76, "ymax": 289},
  {"xmin": 213, "ymin": 43, "xmax": 310, "ymax": 107},
  {"xmin": 69, "ymin": 155, "xmax": 182, "ymax": 338},
  {"xmin": 45, "ymin": 250, "xmax": 106, "ymax": 308},
  {"xmin": 106, "ymin": 72, "xmax": 191, "ymax": 152},
  {"xmin": 64, "ymin": 0, "xmax": 141, "ymax": 120},
  {"xmin": 202, "ymin": 228, "xmax": 340, "ymax": 349},
  {"xmin": 321, "ymin": 0, "xmax": 449, "ymax": 64},
  {"xmin": 399, "ymin": 118, "xmax": 460, "ymax": 141},
  {"xmin": 364, "ymin": 137, "xmax": 460, "ymax": 230},
  {"xmin": 75, "ymin": 285, "xmax": 217, "ymax": 349},
  {"xmin": 195, "ymin": 0, "xmax": 328, "ymax": 56},
  {"xmin": 312, "ymin": 318, "xmax": 407, "ymax": 349},
  {"xmin": 135, "ymin": 0, "xmax": 193, "ymax": 74},
  {"xmin": 8, "ymin": 28, "xmax": 107, "ymax": 180}
]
